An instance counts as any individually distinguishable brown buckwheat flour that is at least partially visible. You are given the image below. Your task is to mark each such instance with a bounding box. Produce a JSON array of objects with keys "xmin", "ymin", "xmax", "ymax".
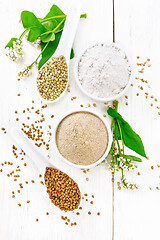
[{"xmin": 56, "ymin": 112, "xmax": 108, "ymax": 165}]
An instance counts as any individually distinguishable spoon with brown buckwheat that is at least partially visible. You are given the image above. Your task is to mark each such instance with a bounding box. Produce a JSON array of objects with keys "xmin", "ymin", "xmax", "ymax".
[{"xmin": 10, "ymin": 127, "xmax": 81, "ymax": 211}]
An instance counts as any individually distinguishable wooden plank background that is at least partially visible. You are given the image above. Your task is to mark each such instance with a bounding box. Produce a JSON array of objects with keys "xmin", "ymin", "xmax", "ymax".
[{"xmin": 0, "ymin": 0, "xmax": 160, "ymax": 239}]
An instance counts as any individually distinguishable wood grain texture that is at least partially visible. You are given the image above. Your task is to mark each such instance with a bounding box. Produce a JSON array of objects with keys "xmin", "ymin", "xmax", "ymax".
[
  {"xmin": 1, "ymin": 0, "xmax": 160, "ymax": 239},
  {"xmin": 0, "ymin": 0, "xmax": 113, "ymax": 239},
  {"xmin": 114, "ymin": 0, "xmax": 160, "ymax": 239}
]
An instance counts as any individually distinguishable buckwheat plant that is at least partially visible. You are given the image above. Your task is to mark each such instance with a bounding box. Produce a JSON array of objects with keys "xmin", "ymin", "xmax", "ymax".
[
  {"xmin": 106, "ymin": 101, "xmax": 147, "ymax": 190},
  {"xmin": 5, "ymin": 4, "xmax": 87, "ymax": 77}
]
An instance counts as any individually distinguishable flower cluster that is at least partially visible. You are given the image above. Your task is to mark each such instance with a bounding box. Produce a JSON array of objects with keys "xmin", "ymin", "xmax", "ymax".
[
  {"xmin": 25, "ymin": 34, "xmax": 41, "ymax": 48},
  {"xmin": 18, "ymin": 65, "xmax": 32, "ymax": 79},
  {"xmin": 120, "ymin": 176, "xmax": 139, "ymax": 190},
  {"xmin": 6, "ymin": 40, "xmax": 23, "ymax": 61},
  {"xmin": 32, "ymin": 37, "xmax": 41, "ymax": 48},
  {"xmin": 108, "ymin": 156, "xmax": 139, "ymax": 190}
]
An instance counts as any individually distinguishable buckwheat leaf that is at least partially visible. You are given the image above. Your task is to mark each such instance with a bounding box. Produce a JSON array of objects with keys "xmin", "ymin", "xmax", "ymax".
[
  {"xmin": 111, "ymin": 118, "xmax": 115, "ymax": 130},
  {"xmin": 42, "ymin": 20, "xmax": 58, "ymax": 31},
  {"xmin": 44, "ymin": 5, "xmax": 65, "ymax": 23},
  {"xmin": 5, "ymin": 37, "xmax": 18, "ymax": 48},
  {"xmin": 107, "ymin": 107, "xmax": 147, "ymax": 158},
  {"xmin": 21, "ymin": 11, "xmax": 47, "ymax": 42},
  {"xmin": 38, "ymin": 32, "xmax": 62, "ymax": 69},
  {"xmin": 107, "ymin": 108, "xmax": 122, "ymax": 140},
  {"xmin": 114, "ymin": 120, "xmax": 121, "ymax": 140},
  {"xmin": 27, "ymin": 28, "xmax": 42, "ymax": 42},
  {"xmin": 107, "ymin": 107, "xmax": 123, "ymax": 121},
  {"xmin": 41, "ymin": 32, "xmax": 55, "ymax": 43},
  {"xmin": 119, "ymin": 120, "xmax": 146, "ymax": 158},
  {"xmin": 70, "ymin": 48, "xmax": 74, "ymax": 59},
  {"xmin": 121, "ymin": 154, "xmax": 142, "ymax": 162},
  {"xmin": 80, "ymin": 13, "xmax": 87, "ymax": 18}
]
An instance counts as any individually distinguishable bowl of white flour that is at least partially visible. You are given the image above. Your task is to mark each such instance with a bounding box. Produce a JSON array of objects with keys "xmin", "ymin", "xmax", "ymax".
[{"xmin": 75, "ymin": 42, "xmax": 133, "ymax": 102}]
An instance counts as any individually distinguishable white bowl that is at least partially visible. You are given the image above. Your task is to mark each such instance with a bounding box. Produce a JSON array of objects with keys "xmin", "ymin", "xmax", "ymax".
[
  {"xmin": 53, "ymin": 109, "xmax": 112, "ymax": 169},
  {"xmin": 74, "ymin": 42, "xmax": 134, "ymax": 102}
]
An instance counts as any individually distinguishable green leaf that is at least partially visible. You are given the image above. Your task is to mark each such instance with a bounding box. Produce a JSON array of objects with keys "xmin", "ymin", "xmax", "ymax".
[
  {"xmin": 38, "ymin": 32, "xmax": 62, "ymax": 69},
  {"xmin": 107, "ymin": 107, "xmax": 123, "ymax": 121},
  {"xmin": 42, "ymin": 20, "xmax": 57, "ymax": 31},
  {"xmin": 107, "ymin": 109, "xmax": 121, "ymax": 140},
  {"xmin": 70, "ymin": 48, "xmax": 74, "ymax": 59},
  {"xmin": 107, "ymin": 107, "xmax": 147, "ymax": 158},
  {"xmin": 101, "ymin": 160, "xmax": 106, "ymax": 163},
  {"xmin": 114, "ymin": 120, "xmax": 121, "ymax": 140},
  {"xmin": 119, "ymin": 120, "xmax": 146, "ymax": 158},
  {"xmin": 80, "ymin": 13, "xmax": 87, "ymax": 18},
  {"xmin": 121, "ymin": 154, "xmax": 142, "ymax": 162},
  {"xmin": 44, "ymin": 5, "xmax": 65, "ymax": 23},
  {"xmin": 111, "ymin": 119, "xmax": 115, "ymax": 130},
  {"xmin": 41, "ymin": 32, "xmax": 55, "ymax": 43},
  {"xmin": 5, "ymin": 38, "xmax": 18, "ymax": 48},
  {"xmin": 21, "ymin": 11, "xmax": 47, "ymax": 42},
  {"xmin": 37, "ymin": 5, "xmax": 67, "ymax": 68}
]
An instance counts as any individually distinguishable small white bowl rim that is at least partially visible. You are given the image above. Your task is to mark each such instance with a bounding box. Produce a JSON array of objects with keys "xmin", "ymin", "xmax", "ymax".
[
  {"xmin": 53, "ymin": 108, "xmax": 113, "ymax": 169},
  {"xmin": 74, "ymin": 41, "xmax": 134, "ymax": 102}
]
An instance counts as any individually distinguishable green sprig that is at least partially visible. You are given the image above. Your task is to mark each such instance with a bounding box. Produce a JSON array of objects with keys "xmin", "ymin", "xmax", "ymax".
[
  {"xmin": 5, "ymin": 4, "xmax": 87, "ymax": 74},
  {"xmin": 107, "ymin": 101, "xmax": 147, "ymax": 189}
]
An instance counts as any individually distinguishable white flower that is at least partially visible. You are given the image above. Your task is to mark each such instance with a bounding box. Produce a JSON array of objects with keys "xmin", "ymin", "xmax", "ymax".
[
  {"xmin": 6, "ymin": 39, "xmax": 23, "ymax": 62},
  {"xmin": 32, "ymin": 37, "xmax": 41, "ymax": 48},
  {"xmin": 18, "ymin": 65, "xmax": 32, "ymax": 79},
  {"xmin": 25, "ymin": 34, "xmax": 41, "ymax": 49}
]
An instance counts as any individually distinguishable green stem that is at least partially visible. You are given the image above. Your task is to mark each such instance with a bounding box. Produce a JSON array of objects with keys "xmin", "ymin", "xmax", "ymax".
[
  {"xmin": 36, "ymin": 41, "xmax": 49, "ymax": 61},
  {"xmin": 110, "ymin": 146, "xmax": 115, "ymax": 155},
  {"xmin": 40, "ymin": 15, "xmax": 66, "ymax": 23},
  {"xmin": 115, "ymin": 101, "xmax": 119, "ymax": 111},
  {"xmin": 54, "ymin": 28, "xmax": 63, "ymax": 34},
  {"xmin": 40, "ymin": 18, "xmax": 65, "ymax": 37},
  {"xmin": 117, "ymin": 120, "xmax": 125, "ymax": 153},
  {"xmin": 121, "ymin": 168, "xmax": 124, "ymax": 178},
  {"xmin": 19, "ymin": 29, "xmax": 29, "ymax": 41},
  {"xmin": 19, "ymin": 15, "xmax": 66, "ymax": 41},
  {"xmin": 28, "ymin": 41, "xmax": 49, "ymax": 68},
  {"xmin": 111, "ymin": 101, "xmax": 119, "ymax": 129},
  {"xmin": 116, "ymin": 140, "xmax": 121, "ymax": 155}
]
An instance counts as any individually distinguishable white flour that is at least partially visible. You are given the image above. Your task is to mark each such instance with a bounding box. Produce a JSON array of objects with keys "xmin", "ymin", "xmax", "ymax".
[{"xmin": 78, "ymin": 43, "xmax": 131, "ymax": 98}]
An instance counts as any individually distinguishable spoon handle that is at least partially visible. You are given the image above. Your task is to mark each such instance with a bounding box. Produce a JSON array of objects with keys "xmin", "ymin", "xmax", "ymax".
[
  {"xmin": 10, "ymin": 127, "xmax": 53, "ymax": 174},
  {"xmin": 55, "ymin": 0, "xmax": 82, "ymax": 59}
]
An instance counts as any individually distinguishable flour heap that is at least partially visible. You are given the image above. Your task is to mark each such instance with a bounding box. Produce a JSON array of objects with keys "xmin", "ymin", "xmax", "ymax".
[{"xmin": 78, "ymin": 43, "xmax": 131, "ymax": 99}]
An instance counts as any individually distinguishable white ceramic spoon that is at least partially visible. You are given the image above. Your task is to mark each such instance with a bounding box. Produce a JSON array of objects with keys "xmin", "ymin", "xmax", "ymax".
[
  {"xmin": 10, "ymin": 126, "xmax": 54, "ymax": 175},
  {"xmin": 36, "ymin": 0, "xmax": 82, "ymax": 103},
  {"xmin": 10, "ymin": 126, "xmax": 81, "ymax": 211}
]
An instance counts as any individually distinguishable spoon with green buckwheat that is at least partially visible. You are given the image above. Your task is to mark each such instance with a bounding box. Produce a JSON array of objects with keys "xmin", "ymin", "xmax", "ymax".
[{"xmin": 36, "ymin": 0, "xmax": 81, "ymax": 103}]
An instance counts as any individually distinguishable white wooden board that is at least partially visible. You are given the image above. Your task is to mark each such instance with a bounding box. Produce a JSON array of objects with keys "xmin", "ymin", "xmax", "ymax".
[
  {"xmin": 114, "ymin": 0, "xmax": 160, "ymax": 239},
  {"xmin": 0, "ymin": 0, "xmax": 160, "ymax": 239},
  {"xmin": 0, "ymin": 0, "xmax": 113, "ymax": 239}
]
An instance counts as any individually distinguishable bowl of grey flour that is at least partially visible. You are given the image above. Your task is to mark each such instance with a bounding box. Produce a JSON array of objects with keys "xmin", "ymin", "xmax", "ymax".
[
  {"xmin": 75, "ymin": 42, "xmax": 133, "ymax": 102},
  {"xmin": 53, "ymin": 109, "xmax": 112, "ymax": 168}
]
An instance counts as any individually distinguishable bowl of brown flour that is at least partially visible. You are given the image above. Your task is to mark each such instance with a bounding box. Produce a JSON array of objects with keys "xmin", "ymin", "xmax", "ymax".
[
  {"xmin": 53, "ymin": 109, "xmax": 112, "ymax": 169},
  {"xmin": 75, "ymin": 42, "xmax": 133, "ymax": 102}
]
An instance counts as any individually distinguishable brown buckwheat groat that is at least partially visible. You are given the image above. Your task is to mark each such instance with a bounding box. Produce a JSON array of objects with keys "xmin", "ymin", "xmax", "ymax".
[{"xmin": 44, "ymin": 167, "xmax": 81, "ymax": 211}]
